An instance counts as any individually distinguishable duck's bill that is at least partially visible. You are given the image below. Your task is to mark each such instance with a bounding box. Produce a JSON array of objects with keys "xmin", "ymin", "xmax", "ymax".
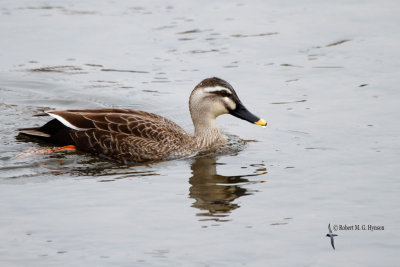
[{"xmin": 229, "ymin": 103, "xmax": 267, "ymax": 126}]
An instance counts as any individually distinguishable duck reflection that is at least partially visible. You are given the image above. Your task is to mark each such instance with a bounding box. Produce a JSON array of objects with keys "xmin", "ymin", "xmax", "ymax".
[{"xmin": 189, "ymin": 156, "xmax": 266, "ymax": 221}]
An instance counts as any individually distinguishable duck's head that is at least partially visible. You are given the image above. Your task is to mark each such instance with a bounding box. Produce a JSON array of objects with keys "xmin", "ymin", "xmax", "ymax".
[{"xmin": 189, "ymin": 77, "xmax": 267, "ymax": 127}]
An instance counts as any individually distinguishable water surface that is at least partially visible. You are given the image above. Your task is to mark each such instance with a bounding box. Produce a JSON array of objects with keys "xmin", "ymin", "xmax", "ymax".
[{"xmin": 1, "ymin": 0, "xmax": 399, "ymax": 266}]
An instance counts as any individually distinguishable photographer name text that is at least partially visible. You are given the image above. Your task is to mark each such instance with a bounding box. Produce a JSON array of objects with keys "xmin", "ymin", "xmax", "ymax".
[{"xmin": 332, "ymin": 224, "xmax": 384, "ymax": 232}]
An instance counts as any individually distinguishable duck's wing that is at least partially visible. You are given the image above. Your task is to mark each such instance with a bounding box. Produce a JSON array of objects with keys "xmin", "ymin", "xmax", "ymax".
[
  {"xmin": 44, "ymin": 109, "xmax": 191, "ymax": 162},
  {"xmin": 47, "ymin": 109, "xmax": 189, "ymax": 141},
  {"xmin": 328, "ymin": 224, "xmax": 332, "ymax": 233}
]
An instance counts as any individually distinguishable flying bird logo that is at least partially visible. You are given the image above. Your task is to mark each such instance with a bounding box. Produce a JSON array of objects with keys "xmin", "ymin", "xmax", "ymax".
[{"xmin": 326, "ymin": 223, "xmax": 338, "ymax": 250}]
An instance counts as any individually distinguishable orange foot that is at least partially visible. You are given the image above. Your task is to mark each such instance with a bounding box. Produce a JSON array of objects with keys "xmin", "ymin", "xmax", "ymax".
[{"xmin": 15, "ymin": 145, "xmax": 76, "ymax": 159}]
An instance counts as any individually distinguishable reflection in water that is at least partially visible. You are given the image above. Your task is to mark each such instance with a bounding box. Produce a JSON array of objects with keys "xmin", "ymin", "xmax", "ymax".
[{"xmin": 189, "ymin": 156, "xmax": 266, "ymax": 222}]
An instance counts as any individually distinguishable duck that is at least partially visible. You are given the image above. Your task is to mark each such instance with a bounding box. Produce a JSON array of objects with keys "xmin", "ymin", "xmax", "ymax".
[{"xmin": 18, "ymin": 77, "xmax": 266, "ymax": 163}]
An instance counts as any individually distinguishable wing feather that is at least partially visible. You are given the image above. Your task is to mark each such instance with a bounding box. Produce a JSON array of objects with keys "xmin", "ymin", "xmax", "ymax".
[
  {"xmin": 46, "ymin": 109, "xmax": 188, "ymax": 141},
  {"xmin": 46, "ymin": 108, "xmax": 192, "ymax": 162}
]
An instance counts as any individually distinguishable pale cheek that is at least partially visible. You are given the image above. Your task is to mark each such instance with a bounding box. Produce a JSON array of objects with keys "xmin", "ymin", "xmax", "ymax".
[
  {"xmin": 212, "ymin": 104, "xmax": 229, "ymax": 116},
  {"xmin": 225, "ymin": 98, "xmax": 236, "ymax": 111}
]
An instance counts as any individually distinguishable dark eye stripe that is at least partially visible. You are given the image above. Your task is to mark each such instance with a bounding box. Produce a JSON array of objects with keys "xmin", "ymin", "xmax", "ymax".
[{"xmin": 212, "ymin": 90, "xmax": 232, "ymax": 97}]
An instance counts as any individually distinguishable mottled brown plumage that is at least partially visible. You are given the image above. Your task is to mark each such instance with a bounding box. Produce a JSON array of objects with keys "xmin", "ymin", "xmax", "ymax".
[{"xmin": 18, "ymin": 77, "xmax": 266, "ymax": 163}]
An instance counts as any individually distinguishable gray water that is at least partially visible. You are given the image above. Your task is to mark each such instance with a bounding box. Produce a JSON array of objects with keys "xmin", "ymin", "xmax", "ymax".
[{"xmin": 1, "ymin": 0, "xmax": 399, "ymax": 266}]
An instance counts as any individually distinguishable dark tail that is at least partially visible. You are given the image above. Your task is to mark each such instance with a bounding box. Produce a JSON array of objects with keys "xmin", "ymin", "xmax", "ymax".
[
  {"xmin": 18, "ymin": 119, "xmax": 73, "ymax": 145},
  {"xmin": 18, "ymin": 128, "xmax": 51, "ymax": 138}
]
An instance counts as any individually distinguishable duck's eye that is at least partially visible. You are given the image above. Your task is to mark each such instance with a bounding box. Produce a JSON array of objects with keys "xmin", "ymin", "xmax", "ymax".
[{"xmin": 215, "ymin": 90, "xmax": 231, "ymax": 97}]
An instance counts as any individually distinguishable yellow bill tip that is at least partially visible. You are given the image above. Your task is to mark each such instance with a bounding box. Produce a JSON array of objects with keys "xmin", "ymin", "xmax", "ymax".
[{"xmin": 254, "ymin": 118, "xmax": 267, "ymax": 126}]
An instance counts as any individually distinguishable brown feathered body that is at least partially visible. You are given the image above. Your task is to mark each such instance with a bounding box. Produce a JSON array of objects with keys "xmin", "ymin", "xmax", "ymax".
[{"xmin": 22, "ymin": 109, "xmax": 213, "ymax": 163}]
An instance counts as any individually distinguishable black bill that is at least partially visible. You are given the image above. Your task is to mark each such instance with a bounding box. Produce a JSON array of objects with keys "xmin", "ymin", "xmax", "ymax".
[{"xmin": 229, "ymin": 102, "xmax": 267, "ymax": 126}]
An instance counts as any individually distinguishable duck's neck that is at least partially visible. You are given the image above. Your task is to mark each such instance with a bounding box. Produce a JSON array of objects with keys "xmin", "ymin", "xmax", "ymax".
[{"xmin": 192, "ymin": 114, "xmax": 223, "ymax": 148}]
